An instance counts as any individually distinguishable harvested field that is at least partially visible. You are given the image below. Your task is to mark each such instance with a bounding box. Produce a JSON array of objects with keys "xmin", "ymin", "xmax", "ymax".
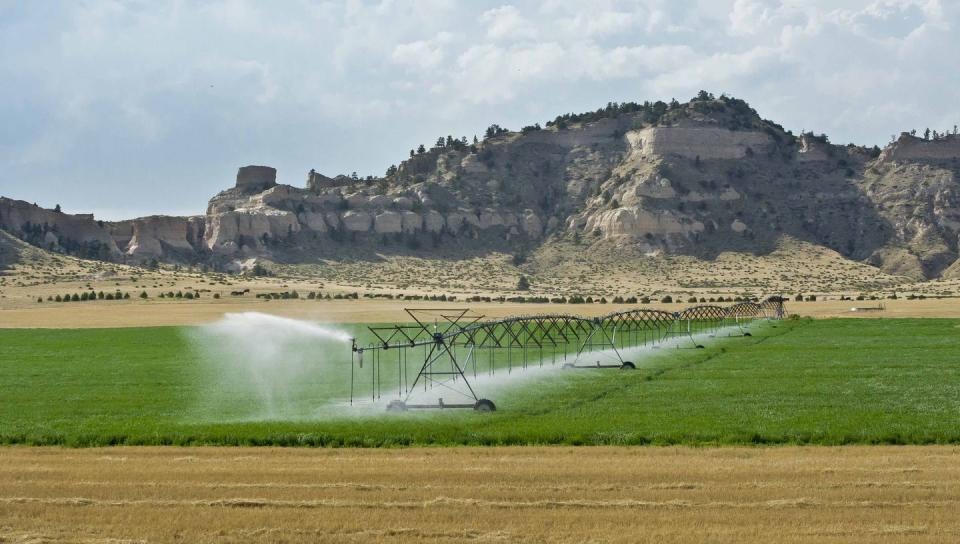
[
  {"xmin": 2, "ymin": 297, "xmax": 960, "ymax": 329},
  {"xmin": 1, "ymin": 446, "xmax": 959, "ymax": 543}
]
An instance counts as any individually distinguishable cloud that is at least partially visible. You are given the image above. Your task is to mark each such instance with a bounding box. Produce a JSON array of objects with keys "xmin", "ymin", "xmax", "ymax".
[
  {"xmin": 481, "ymin": 5, "xmax": 538, "ymax": 41},
  {"xmin": 452, "ymin": 40, "xmax": 700, "ymax": 104},
  {"xmin": 0, "ymin": 0, "xmax": 958, "ymax": 219},
  {"xmin": 729, "ymin": 0, "xmax": 783, "ymax": 35},
  {"xmin": 391, "ymin": 32, "xmax": 454, "ymax": 71}
]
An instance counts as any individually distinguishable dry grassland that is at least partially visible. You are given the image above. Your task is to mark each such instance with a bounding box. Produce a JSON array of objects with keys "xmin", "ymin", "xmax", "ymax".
[
  {"xmin": 2, "ymin": 231, "xmax": 959, "ymax": 327},
  {"xmin": 1, "ymin": 297, "xmax": 959, "ymax": 328},
  {"xmin": 1, "ymin": 446, "xmax": 959, "ymax": 543}
]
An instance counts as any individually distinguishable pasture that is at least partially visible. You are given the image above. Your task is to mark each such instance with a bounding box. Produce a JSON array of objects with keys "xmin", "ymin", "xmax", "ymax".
[{"xmin": 2, "ymin": 317, "xmax": 960, "ymax": 446}]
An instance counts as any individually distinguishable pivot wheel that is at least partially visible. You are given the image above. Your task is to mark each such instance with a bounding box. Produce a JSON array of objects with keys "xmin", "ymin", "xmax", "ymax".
[
  {"xmin": 386, "ymin": 400, "xmax": 408, "ymax": 412},
  {"xmin": 474, "ymin": 399, "xmax": 497, "ymax": 412},
  {"xmin": 743, "ymin": 332, "xmax": 752, "ymax": 337},
  {"xmin": 620, "ymin": 361, "xmax": 636, "ymax": 370}
]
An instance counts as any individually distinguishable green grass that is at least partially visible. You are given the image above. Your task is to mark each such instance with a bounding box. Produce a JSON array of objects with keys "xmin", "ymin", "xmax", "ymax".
[{"xmin": 2, "ymin": 318, "xmax": 959, "ymax": 446}]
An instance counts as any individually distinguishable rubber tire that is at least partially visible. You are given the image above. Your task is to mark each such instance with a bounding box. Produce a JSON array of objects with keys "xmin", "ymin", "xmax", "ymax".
[
  {"xmin": 695, "ymin": 344, "xmax": 705, "ymax": 349},
  {"xmin": 562, "ymin": 363, "xmax": 575, "ymax": 369},
  {"xmin": 474, "ymin": 399, "xmax": 497, "ymax": 412},
  {"xmin": 620, "ymin": 361, "xmax": 636, "ymax": 370},
  {"xmin": 386, "ymin": 400, "xmax": 407, "ymax": 412},
  {"xmin": 743, "ymin": 332, "xmax": 752, "ymax": 337}
]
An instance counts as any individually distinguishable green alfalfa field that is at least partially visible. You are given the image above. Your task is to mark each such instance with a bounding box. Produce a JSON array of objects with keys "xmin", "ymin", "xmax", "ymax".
[{"xmin": 1, "ymin": 317, "xmax": 959, "ymax": 446}]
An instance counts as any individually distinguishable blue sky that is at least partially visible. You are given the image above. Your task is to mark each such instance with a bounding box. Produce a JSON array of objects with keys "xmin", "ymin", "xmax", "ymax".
[{"xmin": 0, "ymin": 0, "xmax": 957, "ymax": 219}]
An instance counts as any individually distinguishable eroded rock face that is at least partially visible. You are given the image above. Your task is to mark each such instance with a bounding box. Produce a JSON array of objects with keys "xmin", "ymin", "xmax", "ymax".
[
  {"xmin": 235, "ymin": 165, "xmax": 277, "ymax": 194},
  {"xmin": 306, "ymin": 170, "xmax": 352, "ymax": 192},
  {"xmin": 521, "ymin": 210, "xmax": 543, "ymax": 236},
  {"xmin": 860, "ymin": 160, "xmax": 960, "ymax": 277},
  {"xmin": 299, "ymin": 211, "xmax": 328, "ymax": 232},
  {"xmin": 0, "ymin": 197, "xmax": 215, "ymax": 263},
  {"xmin": 584, "ymin": 206, "xmax": 704, "ymax": 238},
  {"xmin": 880, "ymin": 133, "xmax": 960, "ymax": 163},
  {"xmin": 342, "ymin": 210, "xmax": 372, "ymax": 232},
  {"xmin": 423, "ymin": 210, "xmax": 444, "ymax": 233},
  {"xmin": 124, "ymin": 216, "xmax": 202, "ymax": 258},
  {"xmin": 627, "ymin": 127, "xmax": 772, "ymax": 160},
  {"xmin": 400, "ymin": 211, "xmax": 422, "ymax": 233},
  {"xmin": 796, "ymin": 134, "xmax": 831, "ymax": 162},
  {"xmin": 205, "ymin": 208, "xmax": 298, "ymax": 255},
  {"xmin": 345, "ymin": 193, "xmax": 368, "ymax": 208},
  {"xmin": 7, "ymin": 95, "xmax": 960, "ymax": 280},
  {"xmin": 0, "ymin": 197, "xmax": 120, "ymax": 255},
  {"xmin": 374, "ymin": 211, "xmax": 403, "ymax": 234}
]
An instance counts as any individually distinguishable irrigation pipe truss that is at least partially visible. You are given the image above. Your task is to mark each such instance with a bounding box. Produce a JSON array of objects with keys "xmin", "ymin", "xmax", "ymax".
[{"xmin": 349, "ymin": 297, "xmax": 786, "ymax": 412}]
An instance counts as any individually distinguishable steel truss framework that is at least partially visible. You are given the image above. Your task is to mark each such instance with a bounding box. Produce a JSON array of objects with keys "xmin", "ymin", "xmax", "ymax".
[{"xmin": 350, "ymin": 297, "xmax": 786, "ymax": 411}]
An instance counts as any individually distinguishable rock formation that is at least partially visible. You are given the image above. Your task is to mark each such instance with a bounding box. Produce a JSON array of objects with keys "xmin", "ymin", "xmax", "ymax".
[
  {"xmin": 2, "ymin": 93, "xmax": 959, "ymax": 279},
  {"xmin": 627, "ymin": 127, "xmax": 772, "ymax": 160},
  {"xmin": 0, "ymin": 198, "xmax": 120, "ymax": 258},
  {"xmin": 235, "ymin": 165, "xmax": 277, "ymax": 194},
  {"xmin": 879, "ymin": 133, "xmax": 960, "ymax": 163}
]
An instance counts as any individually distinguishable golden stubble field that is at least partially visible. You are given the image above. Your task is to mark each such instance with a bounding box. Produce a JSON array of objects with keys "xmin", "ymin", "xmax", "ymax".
[
  {"xmin": 2, "ymin": 446, "xmax": 959, "ymax": 543},
  {"xmin": 1, "ymin": 297, "xmax": 959, "ymax": 328}
]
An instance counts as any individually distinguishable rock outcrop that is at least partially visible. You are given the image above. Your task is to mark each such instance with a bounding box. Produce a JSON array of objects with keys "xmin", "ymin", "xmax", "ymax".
[
  {"xmin": 3, "ymin": 94, "xmax": 959, "ymax": 280},
  {"xmin": 796, "ymin": 133, "xmax": 832, "ymax": 162},
  {"xmin": 120, "ymin": 216, "xmax": 204, "ymax": 259},
  {"xmin": 306, "ymin": 169, "xmax": 351, "ymax": 192},
  {"xmin": 235, "ymin": 165, "xmax": 277, "ymax": 194},
  {"xmin": 584, "ymin": 206, "xmax": 704, "ymax": 238},
  {"xmin": 627, "ymin": 127, "xmax": 772, "ymax": 160},
  {"xmin": 879, "ymin": 133, "xmax": 960, "ymax": 163},
  {"xmin": 0, "ymin": 198, "xmax": 120, "ymax": 256}
]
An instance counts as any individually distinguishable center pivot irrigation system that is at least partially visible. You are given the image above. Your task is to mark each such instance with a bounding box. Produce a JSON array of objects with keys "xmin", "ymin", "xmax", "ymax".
[{"xmin": 349, "ymin": 297, "xmax": 785, "ymax": 412}]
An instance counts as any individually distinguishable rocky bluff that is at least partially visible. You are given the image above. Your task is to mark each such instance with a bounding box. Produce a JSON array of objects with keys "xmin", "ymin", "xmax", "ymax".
[{"xmin": 2, "ymin": 94, "xmax": 959, "ymax": 279}]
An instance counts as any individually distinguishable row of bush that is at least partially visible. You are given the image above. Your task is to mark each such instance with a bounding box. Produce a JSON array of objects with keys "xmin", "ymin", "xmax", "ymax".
[
  {"xmin": 158, "ymin": 291, "xmax": 201, "ymax": 300},
  {"xmin": 38, "ymin": 291, "xmax": 134, "ymax": 303},
  {"xmin": 255, "ymin": 291, "xmax": 362, "ymax": 300},
  {"xmin": 32, "ymin": 289, "xmax": 943, "ymax": 305},
  {"xmin": 466, "ymin": 295, "xmax": 756, "ymax": 304},
  {"xmin": 35, "ymin": 290, "xmax": 215, "ymax": 303},
  {"xmin": 794, "ymin": 293, "xmax": 931, "ymax": 301},
  {"xmin": 252, "ymin": 291, "xmax": 469, "ymax": 302}
]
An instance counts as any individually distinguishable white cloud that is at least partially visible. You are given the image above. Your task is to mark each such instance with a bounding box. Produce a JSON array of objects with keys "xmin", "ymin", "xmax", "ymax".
[
  {"xmin": 452, "ymin": 41, "xmax": 699, "ymax": 104},
  {"xmin": 556, "ymin": 9, "xmax": 642, "ymax": 37},
  {"xmin": 391, "ymin": 32, "xmax": 454, "ymax": 71},
  {"xmin": 1, "ymin": 0, "xmax": 958, "ymax": 217},
  {"xmin": 481, "ymin": 5, "xmax": 538, "ymax": 41},
  {"xmin": 729, "ymin": 0, "xmax": 781, "ymax": 35}
]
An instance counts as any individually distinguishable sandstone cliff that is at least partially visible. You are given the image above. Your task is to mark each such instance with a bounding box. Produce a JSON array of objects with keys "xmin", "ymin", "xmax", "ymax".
[{"xmin": 2, "ymin": 94, "xmax": 959, "ymax": 279}]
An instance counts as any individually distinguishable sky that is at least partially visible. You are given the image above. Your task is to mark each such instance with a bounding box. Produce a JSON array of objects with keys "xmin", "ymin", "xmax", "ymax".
[{"xmin": 0, "ymin": 0, "xmax": 957, "ymax": 220}]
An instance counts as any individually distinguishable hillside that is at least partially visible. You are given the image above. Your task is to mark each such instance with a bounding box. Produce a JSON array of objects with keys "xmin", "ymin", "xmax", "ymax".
[{"xmin": 2, "ymin": 92, "xmax": 959, "ymax": 283}]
